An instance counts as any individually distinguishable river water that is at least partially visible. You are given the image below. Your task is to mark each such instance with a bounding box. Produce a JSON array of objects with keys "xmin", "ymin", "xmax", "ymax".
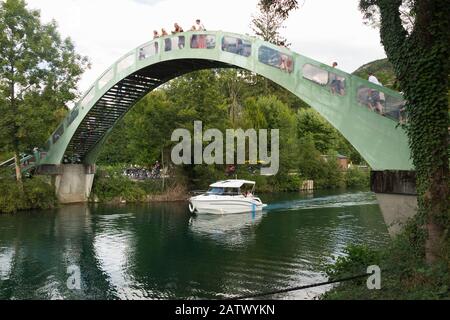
[{"xmin": 0, "ymin": 190, "xmax": 389, "ymax": 300}]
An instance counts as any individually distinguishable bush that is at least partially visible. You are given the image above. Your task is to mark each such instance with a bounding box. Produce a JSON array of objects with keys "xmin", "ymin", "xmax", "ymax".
[
  {"xmin": 322, "ymin": 222, "xmax": 450, "ymax": 300},
  {"xmin": 324, "ymin": 245, "xmax": 382, "ymax": 281},
  {"xmin": 0, "ymin": 176, "xmax": 56, "ymax": 214},
  {"xmin": 345, "ymin": 168, "xmax": 370, "ymax": 188},
  {"xmin": 23, "ymin": 177, "xmax": 56, "ymax": 210},
  {"xmin": 91, "ymin": 166, "xmax": 182, "ymax": 202},
  {"xmin": 92, "ymin": 173, "xmax": 145, "ymax": 202}
]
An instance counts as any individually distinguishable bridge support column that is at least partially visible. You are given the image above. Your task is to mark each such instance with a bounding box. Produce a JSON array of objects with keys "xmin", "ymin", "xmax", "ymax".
[
  {"xmin": 53, "ymin": 164, "xmax": 96, "ymax": 204},
  {"xmin": 371, "ymin": 171, "xmax": 417, "ymax": 236}
]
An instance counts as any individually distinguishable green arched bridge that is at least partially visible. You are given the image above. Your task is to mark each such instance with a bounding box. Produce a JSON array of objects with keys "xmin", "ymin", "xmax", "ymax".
[{"xmin": 11, "ymin": 31, "xmax": 413, "ymax": 172}]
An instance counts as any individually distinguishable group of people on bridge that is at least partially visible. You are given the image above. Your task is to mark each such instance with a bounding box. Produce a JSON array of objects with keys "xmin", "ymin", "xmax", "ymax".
[{"xmin": 153, "ymin": 19, "xmax": 205, "ymax": 40}]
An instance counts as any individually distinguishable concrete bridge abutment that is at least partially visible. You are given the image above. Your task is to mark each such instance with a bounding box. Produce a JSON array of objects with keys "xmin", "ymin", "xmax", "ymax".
[
  {"xmin": 371, "ymin": 171, "xmax": 417, "ymax": 236},
  {"xmin": 36, "ymin": 164, "xmax": 96, "ymax": 204}
]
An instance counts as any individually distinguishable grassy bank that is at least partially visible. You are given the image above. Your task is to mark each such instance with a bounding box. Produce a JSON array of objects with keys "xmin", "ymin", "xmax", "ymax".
[{"xmin": 321, "ymin": 222, "xmax": 450, "ymax": 300}]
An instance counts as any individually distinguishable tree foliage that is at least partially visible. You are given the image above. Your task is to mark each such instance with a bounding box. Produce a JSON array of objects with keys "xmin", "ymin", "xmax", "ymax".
[
  {"xmin": 260, "ymin": 0, "xmax": 300, "ymax": 19},
  {"xmin": 0, "ymin": 0, "xmax": 89, "ymax": 181}
]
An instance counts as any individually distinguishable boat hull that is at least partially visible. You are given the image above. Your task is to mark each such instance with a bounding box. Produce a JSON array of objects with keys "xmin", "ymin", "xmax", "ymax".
[{"xmin": 189, "ymin": 195, "xmax": 266, "ymax": 215}]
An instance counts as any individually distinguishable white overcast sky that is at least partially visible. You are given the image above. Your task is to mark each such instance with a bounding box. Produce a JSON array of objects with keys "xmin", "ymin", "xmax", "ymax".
[{"xmin": 25, "ymin": 0, "xmax": 386, "ymax": 93}]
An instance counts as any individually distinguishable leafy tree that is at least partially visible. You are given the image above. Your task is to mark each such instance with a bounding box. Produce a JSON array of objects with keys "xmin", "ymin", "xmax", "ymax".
[
  {"xmin": 243, "ymin": 95, "xmax": 299, "ymax": 179},
  {"xmin": 251, "ymin": 2, "xmax": 289, "ymax": 46},
  {"xmin": 259, "ymin": 0, "xmax": 300, "ymax": 19},
  {"xmin": 359, "ymin": 0, "xmax": 449, "ymax": 264},
  {"xmin": 165, "ymin": 70, "xmax": 229, "ymax": 132},
  {"xmin": 297, "ymin": 109, "xmax": 364, "ymax": 164},
  {"xmin": 0, "ymin": 0, "xmax": 89, "ymax": 183},
  {"xmin": 125, "ymin": 91, "xmax": 176, "ymax": 166}
]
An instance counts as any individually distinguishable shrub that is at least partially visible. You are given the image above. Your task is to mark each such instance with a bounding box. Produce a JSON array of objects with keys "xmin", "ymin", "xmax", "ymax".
[
  {"xmin": 324, "ymin": 245, "xmax": 382, "ymax": 281},
  {"xmin": 23, "ymin": 177, "xmax": 56, "ymax": 210},
  {"xmin": 345, "ymin": 168, "xmax": 370, "ymax": 188},
  {"xmin": 0, "ymin": 176, "xmax": 56, "ymax": 214}
]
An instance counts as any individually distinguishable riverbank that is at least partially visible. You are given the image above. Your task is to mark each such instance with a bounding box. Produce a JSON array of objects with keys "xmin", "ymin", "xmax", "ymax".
[
  {"xmin": 321, "ymin": 221, "xmax": 450, "ymax": 300},
  {"xmin": 90, "ymin": 165, "xmax": 370, "ymax": 205},
  {"xmin": 0, "ymin": 165, "xmax": 370, "ymax": 213},
  {"xmin": 91, "ymin": 183, "xmax": 189, "ymax": 204}
]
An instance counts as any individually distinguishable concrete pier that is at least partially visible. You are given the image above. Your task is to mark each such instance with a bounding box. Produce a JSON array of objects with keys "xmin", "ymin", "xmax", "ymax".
[
  {"xmin": 54, "ymin": 165, "xmax": 96, "ymax": 204},
  {"xmin": 371, "ymin": 171, "xmax": 417, "ymax": 236},
  {"xmin": 37, "ymin": 164, "xmax": 96, "ymax": 204}
]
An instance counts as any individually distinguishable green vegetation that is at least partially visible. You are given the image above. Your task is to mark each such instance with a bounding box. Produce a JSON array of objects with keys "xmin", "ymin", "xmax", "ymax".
[
  {"xmin": 322, "ymin": 224, "xmax": 450, "ymax": 299},
  {"xmin": 0, "ymin": 173, "xmax": 56, "ymax": 213},
  {"xmin": 91, "ymin": 166, "xmax": 187, "ymax": 203},
  {"xmin": 0, "ymin": 0, "xmax": 88, "ymax": 212}
]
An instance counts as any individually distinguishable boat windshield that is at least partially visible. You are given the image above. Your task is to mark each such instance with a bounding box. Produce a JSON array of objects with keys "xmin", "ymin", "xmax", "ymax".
[
  {"xmin": 207, "ymin": 187, "xmax": 224, "ymax": 195},
  {"xmin": 206, "ymin": 187, "xmax": 240, "ymax": 195}
]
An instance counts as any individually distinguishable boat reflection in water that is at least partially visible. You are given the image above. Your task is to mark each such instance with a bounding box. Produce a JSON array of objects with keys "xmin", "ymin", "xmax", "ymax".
[{"xmin": 188, "ymin": 210, "xmax": 264, "ymax": 245}]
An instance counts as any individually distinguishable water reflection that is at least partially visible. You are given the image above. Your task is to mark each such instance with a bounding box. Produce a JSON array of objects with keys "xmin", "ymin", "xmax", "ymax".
[
  {"xmin": 0, "ymin": 247, "xmax": 14, "ymax": 280},
  {"xmin": 93, "ymin": 213, "xmax": 140, "ymax": 299},
  {"xmin": 188, "ymin": 212, "xmax": 263, "ymax": 246}
]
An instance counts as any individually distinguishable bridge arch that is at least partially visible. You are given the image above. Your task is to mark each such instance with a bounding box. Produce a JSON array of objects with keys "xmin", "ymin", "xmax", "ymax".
[{"xmin": 39, "ymin": 31, "xmax": 412, "ymax": 171}]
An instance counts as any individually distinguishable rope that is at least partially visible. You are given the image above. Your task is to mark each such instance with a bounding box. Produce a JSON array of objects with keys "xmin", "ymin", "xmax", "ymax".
[{"xmin": 226, "ymin": 273, "xmax": 370, "ymax": 300}]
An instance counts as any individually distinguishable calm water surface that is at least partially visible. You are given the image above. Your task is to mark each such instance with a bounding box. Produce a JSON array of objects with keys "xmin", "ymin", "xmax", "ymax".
[{"xmin": 0, "ymin": 190, "xmax": 389, "ymax": 300}]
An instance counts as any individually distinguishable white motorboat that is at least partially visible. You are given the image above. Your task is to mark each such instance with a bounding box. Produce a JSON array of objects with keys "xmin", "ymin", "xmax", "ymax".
[{"xmin": 188, "ymin": 180, "xmax": 267, "ymax": 214}]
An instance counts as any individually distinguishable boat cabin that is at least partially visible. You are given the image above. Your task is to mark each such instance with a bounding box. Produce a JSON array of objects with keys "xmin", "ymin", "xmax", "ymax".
[{"xmin": 206, "ymin": 180, "xmax": 256, "ymax": 197}]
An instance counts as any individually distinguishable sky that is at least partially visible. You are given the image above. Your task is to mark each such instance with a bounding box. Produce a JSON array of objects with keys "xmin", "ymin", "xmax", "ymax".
[{"xmin": 25, "ymin": 0, "xmax": 387, "ymax": 93}]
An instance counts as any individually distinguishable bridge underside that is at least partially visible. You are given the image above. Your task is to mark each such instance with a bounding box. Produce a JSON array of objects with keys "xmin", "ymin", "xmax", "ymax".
[{"xmin": 64, "ymin": 59, "xmax": 233, "ymax": 162}]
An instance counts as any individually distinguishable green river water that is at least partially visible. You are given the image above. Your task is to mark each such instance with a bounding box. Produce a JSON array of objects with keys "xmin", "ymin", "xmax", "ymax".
[{"xmin": 0, "ymin": 190, "xmax": 390, "ymax": 300}]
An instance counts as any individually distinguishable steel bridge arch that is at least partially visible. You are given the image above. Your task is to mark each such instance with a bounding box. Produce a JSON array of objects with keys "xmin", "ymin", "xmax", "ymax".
[{"xmin": 39, "ymin": 30, "xmax": 413, "ymax": 171}]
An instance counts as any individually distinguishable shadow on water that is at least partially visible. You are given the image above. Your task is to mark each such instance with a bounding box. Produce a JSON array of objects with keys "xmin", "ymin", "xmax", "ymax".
[{"xmin": 0, "ymin": 190, "xmax": 389, "ymax": 300}]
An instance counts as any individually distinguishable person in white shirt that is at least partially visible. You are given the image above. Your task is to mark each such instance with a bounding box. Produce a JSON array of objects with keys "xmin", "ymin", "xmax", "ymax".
[
  {"xmin": 195, "ymin": 19, "xmax": 205, "ymax": 31},
  {"xmin": 193, "ymin": 19, "xmax": 207, "ymax": 48},
  {"xmin": 368, "ymin": 72, "xmax": 381, "ymax": 85}
]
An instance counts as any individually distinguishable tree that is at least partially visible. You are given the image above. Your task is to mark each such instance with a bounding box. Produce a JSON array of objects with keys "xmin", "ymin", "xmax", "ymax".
[
  {"xmin": 251, "ymin": 1, "xmax": 290, "ymax": 45},
  {"xmin": 243, "ymin": 95, "xmax": 299, "ymax": 179},
  {"xmin": 297, "ymin": 109, "xmax": 364, "ymax": 164},
  {"xmin": 359, "ymin": 0, "xmax": 449, "ymax": 263},
  {"xmin": 0, "ymin": 0, "xmax": 89, "ymax": 183},
  {"xmin": 260, "ymin": 0, "xmax": 300, "ymax": 19}
]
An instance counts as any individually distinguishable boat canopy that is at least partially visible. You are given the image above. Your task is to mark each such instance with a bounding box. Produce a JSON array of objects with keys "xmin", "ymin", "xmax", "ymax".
[{"xmin": 209, "ymin": 180, "xmax": 256, "ymax": 188}]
